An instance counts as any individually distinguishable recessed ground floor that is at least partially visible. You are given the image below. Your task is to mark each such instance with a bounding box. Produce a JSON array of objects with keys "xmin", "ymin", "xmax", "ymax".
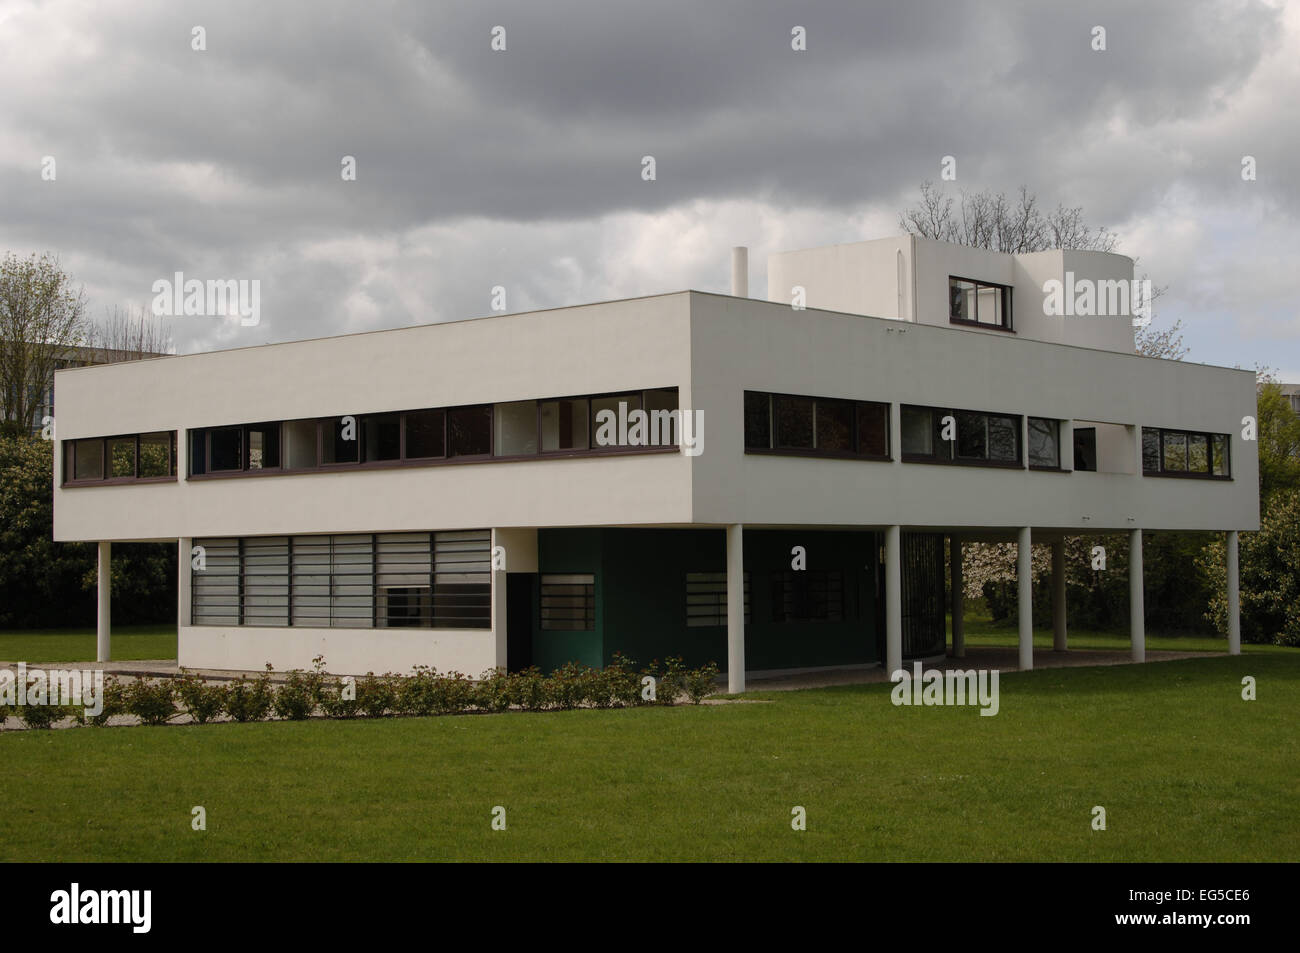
[{"xmin": 84, "ymin": 522, "xmax": 1244, "ymax": 688}]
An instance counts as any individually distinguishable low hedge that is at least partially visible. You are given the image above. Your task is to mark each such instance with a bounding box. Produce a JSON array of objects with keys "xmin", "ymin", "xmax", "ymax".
[{"xmin": 0, "ymin": 654, "xmax": 721, "ymax": 730}]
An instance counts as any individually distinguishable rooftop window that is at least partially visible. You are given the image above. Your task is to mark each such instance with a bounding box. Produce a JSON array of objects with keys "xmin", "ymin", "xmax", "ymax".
[{"xmin": 949, "ymin": 276, "xmax": 1013, "ymax": 331}]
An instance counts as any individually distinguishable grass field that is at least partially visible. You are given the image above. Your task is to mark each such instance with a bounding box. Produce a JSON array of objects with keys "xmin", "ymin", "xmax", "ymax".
[
  {"xmin": 0, "ymin": 624, "xmax": 176, "ymax": 663},
  {"xmin": 0, "ymin": 613, "xmax": 1253, "ymax": 667},
  {"xmin": 958, "ymin": 613, "xmax": 1264, "ymax": 654},
  {"xmin": 1, "ymin": 650, "xmax": 1295, "ymax": 862}
]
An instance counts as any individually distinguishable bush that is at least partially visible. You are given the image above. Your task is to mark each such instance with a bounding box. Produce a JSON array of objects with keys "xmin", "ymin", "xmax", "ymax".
[
  {"xmin": 507, "ymin": 667, "xmax": 549, "ymax": 712},
  {"xmin": 685, "ymin": 662, "xmax": 719, "ymax": 704},
  {"xmin": 584, "ymin": 668, "xmax": 613, "ymax": 709},
  {"xmin": 433, "ymin": 672, "xmax": 474, "ymax": 715},
  {"xmin": 15, "ymin": 702, "xmax": 75, "ymax": 729},
  {"xmin": 125, "ymin": 678, "xmax": 177, "ymax": 726},
  {"xmin": 549, "ymin": 662, "xmax": 591, "ymax": 710},
  {"xmin": 474, "ymin": 669, "xmax": 512, "ymax": 712},
  {"xmin": 176, "ymin": 673, "xmax": 225, "ymax": 724},
  {"xmin": 224, "ymin": 671, "xmax": 273, "ymax": 722},
  {"xmin": 392, "ymin": 667, "xmax": 473, "ymax": 717},
  {"xmin": 357, "ymin": 673, "xmax": 397, "ymax": 718},
  {"xmin": 1202, "ymin": 489, "xmax": 1300, "ymax": 646},
  {"xmin": 274, "ymin": 668, "xmax": 320, "ymax": 720},
  {"xmin": 318, "ymin": 673, "xmax": 361, "ymax": 718},
  {"xmin": 657, "ymin": 656, "xmax": 686, "ymax": 706},
  {"xmin": 395, "ymin": 667, "xmax": 438, "ymax": 716},
  {"xmin": 79, "ymin": 677, "xmax": 127, "ymax": 726},
  {"xmin": 605, "ymin": 653, "xmax": 643, "ymax": 708}
]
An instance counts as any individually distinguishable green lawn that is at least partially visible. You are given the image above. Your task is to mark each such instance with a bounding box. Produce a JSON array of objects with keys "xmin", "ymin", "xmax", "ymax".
[
  {"xmin": 0, "ymin": 615, "xmax": 1249, "ymax": 667},
  {"xmin": 1, "ymin": 651, "xmax": 1295, "ymax": 862},
  {"xmin": 0, "ymin": 624, "xmax": 176, "ymax": 663},
  {"xmin": 957, "ymin": 611, "xmax": 1263, "ymax": 654}
]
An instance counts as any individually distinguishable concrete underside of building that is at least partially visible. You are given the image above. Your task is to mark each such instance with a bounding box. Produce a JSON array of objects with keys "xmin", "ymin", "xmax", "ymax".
[{"xmin": 169, "ymin": 526, "xmax": 942, "ymax": 677}]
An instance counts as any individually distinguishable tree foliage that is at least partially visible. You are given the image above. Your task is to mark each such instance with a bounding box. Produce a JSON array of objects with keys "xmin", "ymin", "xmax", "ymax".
[
  {"xmin": 1255, "ymin": 373, "xmax": 1300, "ymax": 501},
  {"xmin": 0, "ymin": 435, "xmax": 175, "ymax": 627},
  {"xmin": 1200, "ymin": 490, "xmax": 1300, "ymax": 646},
  {"xmin": 1135, "ymin": 318, "xmax": 1189, "ymax": 360},
  {"xmin": 959, "ymin": 532, "xmax": 1212, "ymax": 634},
  {"xmin": 0, "ymin": 252, "xmax": 88, "ymax": 436}
]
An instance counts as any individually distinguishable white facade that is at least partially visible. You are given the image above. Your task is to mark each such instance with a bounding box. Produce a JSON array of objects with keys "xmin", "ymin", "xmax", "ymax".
[
  {"xmin": 53, "ymin": 237, "xmax": 1259, "ymax": 679},
  {"xmin": 768, "ymin": 234, "xmax": 1140, "ymax": 352}
]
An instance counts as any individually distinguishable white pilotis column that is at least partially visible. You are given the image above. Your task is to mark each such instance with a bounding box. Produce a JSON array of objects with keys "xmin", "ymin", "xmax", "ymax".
[
  {"xmin": 96, "ymin": 541, "xmax": 111, "ymax": 663},
  {"xmin": 1017, "ymin": 527, "xmax": 1033, "ymax": 670},
  {"xmin": 1130, "ymin": 528, "xmax": 1145, "ymax": 662},
  {"xmin": 178, "ymin": 536, "xmax": 192, "ymax": 634},
  {"xmin": 885, "ymin": 526, "xmax": 902, "ymax": 674},
  {"xmin": 950, "ymin": 535, "xmax": 965, "ymax": 658},
  {"xmin": 1227, "ymin": 530, "xmax": 1241, "ymax": 656},
  {"xmin": 491, "ymin": 529, "xmax": 508, "ymax": 671},
  {"xmin": 1052, "ymin": 538, "xmax": 1067, "ymax": 652},
  {"xmin": 726, "ymin": 524, "xmax": 745, "ymax": 693}
]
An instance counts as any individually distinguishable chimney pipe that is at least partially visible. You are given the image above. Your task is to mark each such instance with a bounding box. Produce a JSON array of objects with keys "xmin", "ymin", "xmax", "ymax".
[{"xmin": 731, "ymin": 246, "xmax": 748, "ymax": 298}]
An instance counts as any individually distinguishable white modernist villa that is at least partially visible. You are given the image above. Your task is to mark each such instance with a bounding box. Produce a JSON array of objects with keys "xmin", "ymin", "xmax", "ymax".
[{"xmin": 53, "ymin": 235, "xmax": 1258, "ymax": 691}]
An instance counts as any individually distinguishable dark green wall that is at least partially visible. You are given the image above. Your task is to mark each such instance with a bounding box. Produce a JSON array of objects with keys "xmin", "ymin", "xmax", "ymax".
[
  {"xmin": 534, "ymin": 528, "xmax": 605, "ymax": 671},
  {"xmin": 535, "ymin": 527, "xmax": 880, "ymax": 673}
]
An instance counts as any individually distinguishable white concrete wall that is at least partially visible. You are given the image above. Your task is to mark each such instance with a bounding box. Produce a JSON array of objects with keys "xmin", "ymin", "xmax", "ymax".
[
  {"xmin": 1012, "ymin": 249, "xmax": 1138, "ymax": 351},
  {"xmin": 58, "ymin": 286, "xmax": 1258, "ymax": 539},
  {"xmin": 912, "ymin": 239, "xmax": 1016, "ymax": 329},
  {"xmin": 493, "ymin": 527, "xmax": 539, "ymax": 573},
  {"xmin": 688, "ymin": 292, "xmax": 1258, "ymax": 533},
  {"xmin": 767, "ymin": 236, "xmax": 913, "ymax": 319},
  {"xmin": 1093, "ymin": 421, "xmax": 1136, "ymax": 474},
  {"xmin": 54, "ymin": 294, "xmax": 695, "ymax": 542},
  {"xmin": 178, "ymin": 624, "xmax": 495, "ymax": 676},
  {"xmin": 767, "ymin": 235, "xmax": 1137, "ymax": 353}
]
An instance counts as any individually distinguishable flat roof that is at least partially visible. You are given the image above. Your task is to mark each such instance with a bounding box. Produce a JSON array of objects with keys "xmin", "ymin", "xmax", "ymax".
[{"xmin": 53, "ymin": 288, "xmax": 1251, "ymax": 379}]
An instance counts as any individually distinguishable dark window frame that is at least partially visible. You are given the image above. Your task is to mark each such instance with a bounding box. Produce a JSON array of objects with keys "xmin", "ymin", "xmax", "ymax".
[
  {"xmin": 61, "ymin": 431, "xmax": 179, "ymax": 487},
  {"xmin": 770, "ymin": 569, "xmax": 845, "ymax": 624},
  {"xmin": 1141, "ymin": 427, "xmax": 1232, "ymax": 480},
  {"xmin": 538, "ymin": 396, "xmax": 591, "ymax": 455},
  {"xmin": 447, "ymin": 403, "xmax": 495, "ymax": 460},
  {"xmin": 948, "ymin": 275, "xmax": 1014, "ymax": 332},
  {"xmin": 743, "ymin": 390, "xmax": 891, "ymax": 461},
  {"xmin": 900, "ymin": 404, "xmax": 1024, "ymax": 469},
  {"xmin": 185, "ymin": 388, "xmax": 681, "ymax": 481},
  {"xmin": 402, "ymin": 408, "xmax": 449, "ymax": 461},
  {"xmin": 242, "ymin": 422, "xmax": 283, "ymax": 472},
  {"xmin": 1027, "ymin": 417, "xmax": 1065, "ymax": 471},
  {"xmin": 540, "ymin": 573, "xmax": 596, "ymax": 631},
  {"xmin": 684, "ymin": 571, "xmax": 751, "ymax": 627},
  {"xmin": 206, "ymin": 426, "xmax": 244, "ymax": 473},
  {"xmin": 1074, "ymin": 427, "xmax": 1098, "ymax": 472},
  {"xmin": 585, "ymin": 388, "xmax": 682, "ymax": 455}
]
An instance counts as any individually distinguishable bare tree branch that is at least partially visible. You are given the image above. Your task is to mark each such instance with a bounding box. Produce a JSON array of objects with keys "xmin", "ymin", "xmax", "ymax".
[
  {"xmin": 86, "ymin": 304, "xmax": 174, "ymax": 360},
  {"xmin": 0, "ymin": 252, "xmax": 88, "ymax": 433}
]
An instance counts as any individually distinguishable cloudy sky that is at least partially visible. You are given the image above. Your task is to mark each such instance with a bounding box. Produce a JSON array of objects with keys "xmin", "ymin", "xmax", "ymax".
[{"xmin": 1, "ymin": 0, "xmax": 1297, "ymax": 378}]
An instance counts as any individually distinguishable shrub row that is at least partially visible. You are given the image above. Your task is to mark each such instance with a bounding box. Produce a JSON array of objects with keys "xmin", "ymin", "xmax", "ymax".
[{"xmin": 0, "ymin": 654, "xmax": 721, "ymax": 729}]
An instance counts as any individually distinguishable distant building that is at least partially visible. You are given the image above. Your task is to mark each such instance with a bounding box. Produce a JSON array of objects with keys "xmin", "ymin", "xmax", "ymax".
[{"xmin": 1279, "ymin": 382, "xmax": 1300, "ymax": 416}]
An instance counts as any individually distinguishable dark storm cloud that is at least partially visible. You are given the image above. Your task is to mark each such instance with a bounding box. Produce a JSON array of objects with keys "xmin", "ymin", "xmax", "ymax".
[{"xmin": 0, "ymin": 0, "xmax": 1293, "ymax": 366}]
